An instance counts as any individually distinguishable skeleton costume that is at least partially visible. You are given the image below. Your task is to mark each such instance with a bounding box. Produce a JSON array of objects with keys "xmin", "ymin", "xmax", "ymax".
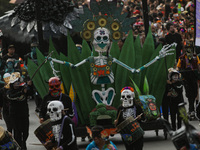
[
  {"xmin": 116, "ymin": 87, "xmax": 144, "ymax": 150},
  {"xmin": 47, "ymin": 101, "xmax": 78, "ymax": 150}
]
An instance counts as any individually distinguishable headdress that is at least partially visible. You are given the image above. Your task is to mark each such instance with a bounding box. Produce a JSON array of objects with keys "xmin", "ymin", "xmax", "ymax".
[
  {"xmin": 71, "ymin": 0, "xmax": 136, "ymax": 42},
  {"xmin": 121, "ymin": 86, "xmax": 134, "ymax": 93}
]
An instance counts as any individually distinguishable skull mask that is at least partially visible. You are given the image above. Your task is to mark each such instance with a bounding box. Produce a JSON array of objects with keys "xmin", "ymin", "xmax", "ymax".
[
  {"xmin": 49, "ymin": 77, "xmax": 61, "ymax": 97},
  {"xmin": 92, "ymin": 27, "xmax": 111, "ymax": 53},
  {"xmin": 121, "ymin": 89, "xmax": 135, "ymax": 107},
  {"xmin": 47, "ymin": 101, "xmax": 64, "ymax": 121}
]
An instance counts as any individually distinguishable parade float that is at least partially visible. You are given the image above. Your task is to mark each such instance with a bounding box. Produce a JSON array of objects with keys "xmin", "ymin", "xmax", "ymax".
[{"xmin": 27, "ymin": 0, "xmax": 176, "ymax": 139}]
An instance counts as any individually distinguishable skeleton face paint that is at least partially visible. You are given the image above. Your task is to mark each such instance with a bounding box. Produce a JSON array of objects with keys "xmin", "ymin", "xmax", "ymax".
[
  {"xmin": 121, "ymin": 89, "xmax": 135, "ymax": 107},
  {"xmin": 47, "ymin": 101, "xmax": 64, "ymax": 121},
  {"xmin": 172, "ymin": 74, "xmax": 179, "ymax": 81},
  {"xmin": 92, "ymin": 27, "xmax": 111, "ymax": 53}
]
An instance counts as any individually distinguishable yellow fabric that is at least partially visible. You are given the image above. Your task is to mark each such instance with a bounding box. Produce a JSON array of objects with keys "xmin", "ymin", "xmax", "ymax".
[
  {"xmin": 60, "ymin": 82, "xmax": 65, "ymax": 94},
  {"xmin": 69, "ymin": 84, "xmax": 76, "ymax": 102},
  {"xmin": 177, "ymin": 55, "xmax": 200, "ymax": 68}
]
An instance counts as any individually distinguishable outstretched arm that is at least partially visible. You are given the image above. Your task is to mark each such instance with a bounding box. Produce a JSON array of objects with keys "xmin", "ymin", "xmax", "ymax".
[
  {"xmin": 48, "ymin": 57, "xmax": 74, "ymax": 67},
  {"xmin": 48, "ymin": 57, "xmax": 89, "ymax": 68},
  {"xmin": 113, "ymin": 42, "xmax": 176, "ymax": 74},
  {"xmin": 136, "ymin": 43, "xmax": 176, "ymax": 72}
]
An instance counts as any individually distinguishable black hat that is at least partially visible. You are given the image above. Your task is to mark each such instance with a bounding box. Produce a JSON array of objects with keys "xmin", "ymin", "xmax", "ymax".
[
  {"xmin": 91, "ymin": 125, "xmax": 104, "ymax": 138},
  {"xmin": 8, "ymin": 45, "xmax": 15, "ymax": 49}
]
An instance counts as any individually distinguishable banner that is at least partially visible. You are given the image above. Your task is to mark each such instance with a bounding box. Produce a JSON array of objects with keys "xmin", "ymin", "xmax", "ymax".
[{"xmin": 195, "ymin": 0, "xmax": 200, "ymax": 46}]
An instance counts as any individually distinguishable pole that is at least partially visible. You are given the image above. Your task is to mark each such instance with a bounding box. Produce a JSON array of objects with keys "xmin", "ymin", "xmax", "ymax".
[
  {"xmin": 142, "ymin": 0, "xmax": 149, "ymax": 37},
  {"xmin": 35, "ymin": 0, "xmax": 45, "ymax": 54}
]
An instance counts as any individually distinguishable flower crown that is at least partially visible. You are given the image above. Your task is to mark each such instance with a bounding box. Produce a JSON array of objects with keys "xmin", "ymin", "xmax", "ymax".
[
  {"xmin": 121, "ymin": 86, "xmax": 134, "ymax": 93},
  {"xmin": 71, "ymin": 0, "xmax": 136, "ymax": 42}
]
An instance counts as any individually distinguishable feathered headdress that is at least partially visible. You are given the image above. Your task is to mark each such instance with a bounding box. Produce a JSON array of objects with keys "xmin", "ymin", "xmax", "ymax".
[{"xmin": 71, "ymin": 0, "xmax": 136, "ymax": 42}]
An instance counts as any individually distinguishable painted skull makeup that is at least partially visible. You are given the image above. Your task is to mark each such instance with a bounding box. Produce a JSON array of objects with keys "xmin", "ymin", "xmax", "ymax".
[
  {"xmin": 121, "ymin": 89, "xmax": 135, "ymax": 107},
  {"xmin": 47, "ymin": 100, "xmax": 64, "ymax": 121},
  {"xmin": 172, "ymin": 74, "xmax": 179, "ymax": 81},
  {"xmin": 92, "ymin": 27, "xmax": 111, "ymax": 53}
]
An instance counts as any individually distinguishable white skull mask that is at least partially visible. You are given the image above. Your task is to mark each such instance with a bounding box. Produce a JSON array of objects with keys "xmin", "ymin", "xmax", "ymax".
[
  {"xmin": 47, "ymin": 101, "xmax": 64, "ymax": 121},
  {"xmin": 92, "ymin": 27, "xmax": 111, "ymax": 53},
  {"xmin": 121, "ymin": 89, "xmax": 135, "ymax": 107}
]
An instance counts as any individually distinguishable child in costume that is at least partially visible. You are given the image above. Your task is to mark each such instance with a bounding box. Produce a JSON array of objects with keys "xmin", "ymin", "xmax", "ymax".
[
  {"xmin": 86, "ymin": 125, "xmax": 117, "ymax": 150},
  {"xmin": 114, "ymin": 86, "xmax": 144, "ymax": 150},
  {"xmin": 167, "ymin": 68, "xmax": 184, "ymax": 131}
]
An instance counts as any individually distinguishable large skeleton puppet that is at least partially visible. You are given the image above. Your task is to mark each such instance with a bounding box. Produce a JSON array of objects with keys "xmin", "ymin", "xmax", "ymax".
[{"xmin": 48, "ymin": 0, "xmax": 176, "ymax": 107}]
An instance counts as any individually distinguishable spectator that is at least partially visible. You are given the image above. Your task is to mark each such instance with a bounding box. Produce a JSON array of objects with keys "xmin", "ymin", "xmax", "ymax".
[{"xmin": 165, "ymin": 22, "xmax": 183, "ymax": 62}]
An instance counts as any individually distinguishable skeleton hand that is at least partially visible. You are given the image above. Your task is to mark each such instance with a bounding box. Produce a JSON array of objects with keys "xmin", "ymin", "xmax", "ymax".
[{"xmin": 159, "ymin": 43, "xmax": 176, "ymax": 59}]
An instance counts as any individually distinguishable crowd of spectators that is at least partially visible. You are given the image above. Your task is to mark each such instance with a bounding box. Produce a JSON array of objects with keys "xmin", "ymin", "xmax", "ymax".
[{"xmin": 116, "ymin": 0, "xmax": 195, "ymax": 56}]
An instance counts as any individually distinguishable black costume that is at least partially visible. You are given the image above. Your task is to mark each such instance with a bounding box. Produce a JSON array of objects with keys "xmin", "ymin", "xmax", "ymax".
[
  {"xmin": 116, "ymin": 104, "xmax": 144, "ymax": 150},
  {"xmin": 6, "ymin": 83, "xmax": 33, "ymax": 150},
  {"xmin": 0, "ymin": 88, "xmax": 13, "ymax": 133},
  {"xmin": 51, "ymin": 115, "xmax": 78, "ymax": 150},
  {"xmin": 177, "ymin": 54, "xmax": 199, "ymax": 114},
  {"xmin": 165, "ymin": 32, "xmax": 182, "ymax": 61},
  {"xmin": 39, "ymin": 93, "xmax": 74, "ymax": 120},
  {"xmin": 167, "ymin": 80, "xmax": 184, "ymax": 131}
]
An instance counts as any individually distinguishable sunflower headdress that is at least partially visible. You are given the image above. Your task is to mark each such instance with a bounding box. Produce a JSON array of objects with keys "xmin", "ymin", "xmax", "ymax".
[{"xmin": 71, "ymin": 0, "xmax": 136, "ymax": 42}]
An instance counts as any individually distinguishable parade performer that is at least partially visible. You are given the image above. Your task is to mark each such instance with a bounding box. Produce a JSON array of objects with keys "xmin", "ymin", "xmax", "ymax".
[
  {"xmin": 86, "ymin": 125, "xmax": 117, "ymax": 150},
  {"xmin": 167, "ymin": 68, "xmax": 184, "ymax": 131},
  {"xmin": 48, "ymin": 0, "xmax": 176, "ymax": 106},
  {"xmin": 0, "ymin": 73, "xmax": 13, "ymax": 133},
  {"xmin": 6, "ymin": 72, "xmax": 34, "ymax": 150},
  {"xmin": 45, "ymin": 101, "xmax": 78, "ymax": 150},
  {"xmin": 114, "ymin": 86, "xmax": 145, "ymax": 150},
  {"xmin": 39, "ymin": 76, "xmax": 74, "ymax": 123},
  {"xmin": 177, "ymin": 41, "xmax": 200, "ymax": 120}
]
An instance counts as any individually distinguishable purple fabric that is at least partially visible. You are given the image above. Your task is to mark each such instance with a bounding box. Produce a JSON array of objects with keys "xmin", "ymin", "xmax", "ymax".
[{"xmin": 72, "ymin": 102, "xmax": 78, "ymax": 126}]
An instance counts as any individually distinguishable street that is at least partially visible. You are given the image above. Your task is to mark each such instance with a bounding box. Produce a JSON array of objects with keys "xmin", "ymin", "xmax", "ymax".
[{"xmin": 0, "ymin": 97, "xmax": 200, "ymax": 150}]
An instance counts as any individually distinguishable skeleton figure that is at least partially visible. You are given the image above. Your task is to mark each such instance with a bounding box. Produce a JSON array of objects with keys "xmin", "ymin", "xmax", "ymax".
[
  {"xmin": 47, "ymin": 101, "xmax": 63, "ymax": 142},
  {"xmin": 49, "ymin": 27, "xmax": 176, "ymax": 106},
  {"xmin": 120, "ymin": 87, "xmax": 136, "ymax": 119}
]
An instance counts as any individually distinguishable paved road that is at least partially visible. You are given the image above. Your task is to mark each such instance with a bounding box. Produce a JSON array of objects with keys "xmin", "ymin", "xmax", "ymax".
[{"xmin": 0, "ymin": 98, "xmax": 200, "ymax": 150}]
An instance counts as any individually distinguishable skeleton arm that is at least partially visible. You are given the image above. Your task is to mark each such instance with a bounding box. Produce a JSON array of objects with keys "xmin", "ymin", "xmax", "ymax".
[
  {"xmin": 136, "ymin": 43, "xmax": 176, "ymax": 72},
  {"xmin": 48, "ymin": 57, "xmax": 88, "ymax": 68},
  {"xmin": 112, "ymin": 42, "xmax": 176, "ymax": 73},
  {"xmin": 112, "ymin": 58, "xmax": 138, "ymax": 73}
]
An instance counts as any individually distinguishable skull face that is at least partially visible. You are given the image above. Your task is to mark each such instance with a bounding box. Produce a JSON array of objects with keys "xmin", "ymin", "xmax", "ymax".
[
  {"xmin": 92, "ymin": 27, "xmax": 111, "ymax": 53},
  {"xmin": 121, "ymin": 89, "xmax": 135, "ymax": 107},
  {"xmin": 47, "ymin": 101, "xmax": 64, "ymax": 121}
]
